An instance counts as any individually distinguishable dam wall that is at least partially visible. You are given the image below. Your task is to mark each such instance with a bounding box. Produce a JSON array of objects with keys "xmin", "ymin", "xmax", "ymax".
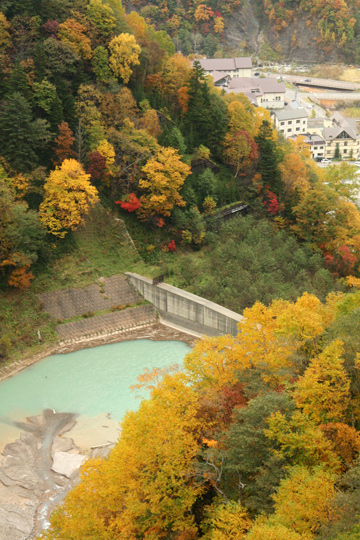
[{"xmin": 125, "ymin": 273, "xmax": 243, "ymax": 337}]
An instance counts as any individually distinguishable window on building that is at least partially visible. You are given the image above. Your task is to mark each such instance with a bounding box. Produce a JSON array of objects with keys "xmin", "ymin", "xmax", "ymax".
[
  {"xmin": 275, "ymin": 96, "xmax": 281, "ymax": 101},
  {"xmin": 303, "ymin": 120, "xmax": 306, "ymax": 124},
  {"xmin": 280, "ymin": 122, "xmax": 285, "ymax": 125},
  {"xmin": 344, "ymin": 142, "xmax": 348, "ymax": 146},
  {"xmin": 296, "ymin": 120, "xmax": 300, "ymax": 123},
  {"xmin": 344, "ymin": 149, "xmax": 347, "ymax": 153},
  {"xmin": 288, "ymin": 120, "xmax": 292, "ymax": 125},
  {"xmin": 296, "ymin": 127, "xmax": 300, "ymax": 131},
  {"xmin": 280, "ymin": 129, "xmax": 284, "ymax": 133},
  {"xmin": 287, "ymin": 128, "xmax": 292, "ymax": 132}
]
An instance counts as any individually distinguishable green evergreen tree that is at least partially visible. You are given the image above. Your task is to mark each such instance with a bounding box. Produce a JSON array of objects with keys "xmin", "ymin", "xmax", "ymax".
[
  {"xmin": 184, "ymin": 61, "xmax": 228, "ymax": 155},
  {"xmin": 168, "ymin": 126, "xmax": 187, "ymax": 155},
  {"xmin": 92, "ymin": 46, "xmax": 112, "ymax": 83},
  {"xmin": 0, "ymin": 92, "xmax": 51, "ymax": 172},
  {"xmin": 184, "ymin": 60, "xmax": 212, "ymax": 151},
  {"xmin": 255, "ymin": 120, "xmax": 283, "ymax": 197},
  {"xmin": 6, "ymin": 62, "xmax": 31, "ymax": 98},
  {"xmin": 334, "ymin": 143, "xmax": 341, "ymax": 160}
]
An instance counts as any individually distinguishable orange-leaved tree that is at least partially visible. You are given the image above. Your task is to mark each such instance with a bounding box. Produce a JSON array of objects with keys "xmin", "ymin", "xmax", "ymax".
[
  {"xmin": 39, "ymin": 159, "xmax": 98, "ymax": 238},
  {"xmin": 138, "ymin": 146, "xmax": 190, "ymax": 220},
  {"xmin": 58, "ymin": 18, "xmax": 92, "ymax": 60},
  {"xmin": 52, "ymin": 122, "xmax": 76, "ymax": 166}
]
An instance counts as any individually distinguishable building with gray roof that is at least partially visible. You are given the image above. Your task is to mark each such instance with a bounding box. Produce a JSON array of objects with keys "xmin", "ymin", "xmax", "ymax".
[
  {"xmin": 227, "ymin": 77, "xmax": 286, "ymax": 109},
  {"xmin": 198, "ymin": 57, "xmax": 252, "ymax": 79},
  {"xmin": 274, "ymin": 108, "xmax": 308, "ymax": 138}
]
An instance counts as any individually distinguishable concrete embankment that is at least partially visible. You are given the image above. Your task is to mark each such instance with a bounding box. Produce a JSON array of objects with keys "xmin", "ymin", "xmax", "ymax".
[{"xmin": 126, "ymin": 273, "xmax": 243, "ymax": 337}]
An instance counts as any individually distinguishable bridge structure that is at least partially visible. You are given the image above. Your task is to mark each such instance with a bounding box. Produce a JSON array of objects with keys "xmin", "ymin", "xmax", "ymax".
[{"xmin": 286, "ymin": 75, "xmax": 360, "ymax": 92}]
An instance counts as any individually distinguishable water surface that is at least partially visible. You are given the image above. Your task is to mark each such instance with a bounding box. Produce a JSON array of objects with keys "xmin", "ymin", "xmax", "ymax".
[{"xmin": 0, "ymin": 339, "xmax": 190, "ymax": 447}]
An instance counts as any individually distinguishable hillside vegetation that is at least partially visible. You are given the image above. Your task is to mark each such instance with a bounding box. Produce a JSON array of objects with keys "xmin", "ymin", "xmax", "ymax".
[
  {"xmin": 0, "ymin": 1, "xmax": 360, "ymax": 537},
  {"xmin": 119, "ymin": 0, "xmax": 360, "ymax": 61},
  {"xmin": 40, "ymin": 284, "xmax": 360, "ymax": 540}
]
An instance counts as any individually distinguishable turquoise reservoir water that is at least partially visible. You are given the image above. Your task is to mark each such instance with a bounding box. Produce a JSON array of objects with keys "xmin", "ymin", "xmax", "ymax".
[{"xmin": 0, "ymin": 340, "xmax": 190, "ymax": 426}]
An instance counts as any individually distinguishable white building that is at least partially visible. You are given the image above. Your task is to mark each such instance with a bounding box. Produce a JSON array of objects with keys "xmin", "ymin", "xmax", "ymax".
[
  {"xmin": 323, "ymin": 113, "xmax": 360, "ymax": 160},
  {"xmin": 274, "ymin": 108, "xmax": 308, "ymax": 138},
  {"xmin": 227, "ymin": 77, "xmax": 286, "ymax": 110}
]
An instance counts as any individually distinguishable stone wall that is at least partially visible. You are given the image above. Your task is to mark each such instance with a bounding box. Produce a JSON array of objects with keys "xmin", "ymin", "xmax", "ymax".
[{"xmin": 125, "ymin": 273, "xmax": 243, "ymax": 337}]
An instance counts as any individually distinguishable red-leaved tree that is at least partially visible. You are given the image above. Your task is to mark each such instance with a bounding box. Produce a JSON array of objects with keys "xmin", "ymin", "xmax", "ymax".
[{"xmin": 116, "ymin": 193, "xmax": 141, "ymax": 212}]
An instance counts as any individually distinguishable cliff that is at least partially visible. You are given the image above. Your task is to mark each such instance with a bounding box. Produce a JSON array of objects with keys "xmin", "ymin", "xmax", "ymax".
[{"xmin": 224, "ymin": 0, "xmax": 346, "ymax": 63}]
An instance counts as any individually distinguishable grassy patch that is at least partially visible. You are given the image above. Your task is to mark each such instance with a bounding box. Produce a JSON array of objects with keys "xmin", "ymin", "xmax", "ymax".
[
  {"xmin": 341, "ymin": 68, "xmax": 360, "ymax": 84},
  {"xmin": 57, "ymin": 299, "xmax": 147, "ymax": 325},
  {"xmin": 0, "ymin": 289, "xmax": 58, "ymax": 363},
  {"xmin": 33, "ymin": 204, "xmax": 152, "ymax": 293}
]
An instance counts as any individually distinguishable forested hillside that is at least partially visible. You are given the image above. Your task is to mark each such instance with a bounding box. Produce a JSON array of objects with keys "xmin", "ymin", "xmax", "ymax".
[{"xmin": 1, "ymin": 0, "xmax": 360, "ymax": 353}]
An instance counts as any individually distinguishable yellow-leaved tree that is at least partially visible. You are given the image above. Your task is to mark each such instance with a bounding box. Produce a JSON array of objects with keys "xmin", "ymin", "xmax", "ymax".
[
  {"xmin": 247, "ymin": 520, "xmax": 307, "ymax": 540},
  {"xmin": 279, "ymin": 153, "xmax": 310, "ymax": 198},
  {"xmin": 203, "ymin": 501, "xmax": 252, "ymax": 540},
  {"xmin": 265, "ymin": 410, "xmax": 340, "ymax": 472},
  {"xmin": 108, "ymin": 33, "xmax": 141, "ymax": 83},
  {"xmin": 138, "ymin": 146, "xmax": 190, "ymax": 220},
  {"xmin": 293, "ymin": 339, "xmax": 351, "ymax": 424},
  {"xmin": 39, "ymin": 159, "xmax": 98, "ymax": 238},
  {"xmin": 271, "ymin": 466, "xmax": 337, "ymax": 537},
  {"xmin": 184, "ymin": 334, "xmax": 248, "ymax": 391},
  {"xmin": 40, "ymin": 374, "xmax": 205, "ymax": 539}
]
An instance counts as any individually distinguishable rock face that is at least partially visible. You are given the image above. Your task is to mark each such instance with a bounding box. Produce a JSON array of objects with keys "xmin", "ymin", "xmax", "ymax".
[
  {"xmin": 52, "ymin": 452, "xmax": 88, "ymax": 479},
  {"xmin": 224, "ymin": 1, "xmax": 343, "ymax": 63},
  {"xmin": 0, "ymin": 410, "xmax": 113, "ymax": 540},
  {"xmin": 225, "ymin": 0, "xmax": 261, "ymax": 54}
]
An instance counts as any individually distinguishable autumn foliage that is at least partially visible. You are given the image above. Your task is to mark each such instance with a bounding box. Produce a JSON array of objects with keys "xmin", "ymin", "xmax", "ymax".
[
  {"xmin": 116, "ymin": 192, "xmax": 141, "ymax": 212},
  {"xmin": 41, "ymin": 288, "xmax": 360, "ymax": 539},
  {"xmin": 40, "ymin": 159, "xmax": 99, "ymax": 237}
]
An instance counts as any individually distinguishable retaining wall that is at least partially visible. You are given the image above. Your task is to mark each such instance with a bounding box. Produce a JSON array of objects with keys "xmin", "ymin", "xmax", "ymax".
[{"xmin": 125, "ymin": 273, "xmax": 243, "ymax": 337}]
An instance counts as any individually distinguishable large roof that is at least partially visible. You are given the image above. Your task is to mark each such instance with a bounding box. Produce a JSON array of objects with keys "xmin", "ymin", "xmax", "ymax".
[
  {"xmin": 324, "ymin": 126, "xmax": 359, "ymax": 141},
  {"xmin": 228, "ymin": 77, "xmax": 285, "ymax": 94},
  {"xmin": 210, "ymin": 70, "xmax": 230, "ymax": 84},
  {"xmin": 326, "ymin": 112, "xmax": 359, "ymax": 139},
  {"xmin": 198, "ymin": 57, "xmax": 252, "ymax": 72},
  {"xmin": 275, "ymin": 108, "xmax": 308, "ymax": 121}
]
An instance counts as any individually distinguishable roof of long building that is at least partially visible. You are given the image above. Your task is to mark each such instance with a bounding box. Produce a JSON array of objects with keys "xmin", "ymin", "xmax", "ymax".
[
  {"xmin": 198, "ymin": 57, "xmax": 252, "ymax": 71},
  {"xmin": 228, "ymin": 77, "xmax": 286, "ymax": 94},
  {"xmin": 275, "ymin": 108, "xmax": 308, "ymax": 121}
]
